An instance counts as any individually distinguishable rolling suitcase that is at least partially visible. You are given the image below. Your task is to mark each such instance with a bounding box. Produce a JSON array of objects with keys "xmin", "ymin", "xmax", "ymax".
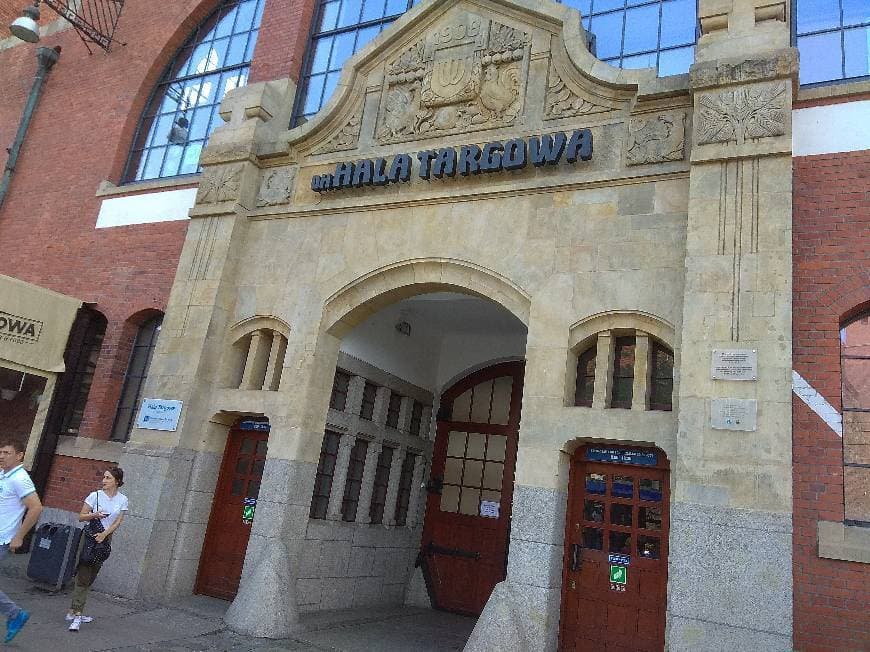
[{"xmin": 26, "ymin": 523, "xmax": 82, "ymax": 591}]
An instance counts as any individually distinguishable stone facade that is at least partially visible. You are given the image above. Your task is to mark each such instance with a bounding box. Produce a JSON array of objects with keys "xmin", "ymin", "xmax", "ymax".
[{"xmin": 103, "ymin": 0, "xmax": 800, "ymax": 647}]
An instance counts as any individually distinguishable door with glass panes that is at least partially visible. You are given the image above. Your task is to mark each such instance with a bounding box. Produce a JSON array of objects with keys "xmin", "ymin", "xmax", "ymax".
[
  {"xmin": 420, "ymin": 361, "xmax": 523, "ymax": 615},
  {"xmin": 195, "ymin": 423, "xmax": 268, "ymax": 600},
  {"xmin": 559, "ymin": 446, "xmax": 669, "ymax": 652}
]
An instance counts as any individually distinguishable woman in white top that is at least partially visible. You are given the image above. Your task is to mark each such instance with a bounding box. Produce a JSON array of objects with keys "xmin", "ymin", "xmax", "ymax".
[{"xmin": 67, "ymin": 467, "xmax": 128, "ymax": 631}]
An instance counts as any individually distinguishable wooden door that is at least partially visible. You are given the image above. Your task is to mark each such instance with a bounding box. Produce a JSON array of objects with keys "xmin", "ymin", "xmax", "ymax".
[
  {"xmin": 560, "ymin": 446, "xmax": 670, "ymax": 652},
  {"xmin": 195, "ymin": 424, "xmax": 268, "ymax": 600},
  {"xmin": 420, "ymin": 361, "xmax": 523, "ymax": 615}
]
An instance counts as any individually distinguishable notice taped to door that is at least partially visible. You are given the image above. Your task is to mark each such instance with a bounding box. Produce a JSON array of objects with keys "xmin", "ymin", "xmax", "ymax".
[{"xmin": 479, "ymin": 500, "xmax": 500, "ymax": 518}]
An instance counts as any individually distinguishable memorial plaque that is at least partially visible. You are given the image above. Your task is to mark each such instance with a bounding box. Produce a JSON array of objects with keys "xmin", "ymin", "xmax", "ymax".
[
  {"xmin": 711, "ymin": 349, "xmax": 757, "ymax": 381},
  {"xmin": 710, "ymin": 398, "xmax": 757, "ymax": 431}
]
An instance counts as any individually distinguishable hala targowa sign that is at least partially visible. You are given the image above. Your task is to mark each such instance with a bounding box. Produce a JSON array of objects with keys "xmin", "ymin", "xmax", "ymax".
[
  {"xmin": 136, "ymin": 398, "xmax": 183, "ymax": 432},
  {"xmin": 310, "ymin": 129, "xmax": 593, "ymax": 193}
]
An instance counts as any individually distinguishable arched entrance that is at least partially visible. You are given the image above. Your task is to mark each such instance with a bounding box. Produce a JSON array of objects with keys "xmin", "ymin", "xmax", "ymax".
[
  {"xmin": 195, "ymin": 418, "xmax": 270, "ymax": 599},
  {"xmin": 559, "ymin": 444, "xmax": 670, "ymax": 651},
  {"xmin": 419, "ymin": 361, "xmax": 524, "ymax": 615}
]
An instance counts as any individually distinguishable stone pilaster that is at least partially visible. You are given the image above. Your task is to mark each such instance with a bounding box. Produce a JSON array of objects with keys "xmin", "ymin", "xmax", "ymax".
[
  {"xmin": 403, "ymin": 452, "xmax": 427, "ymax": 528},
  {"xmin": 381, "ymin": 446, "xmax": 405, "ymax": 526},
  {"xmin": 355, "ymin": 440, "xmax": 383, "ymax": 524},
  {"xmin": 591, "ymin": 331, "xmax": 614, "ymax": 409},
  {"xmin": 670, "ymin": 2, "xmax": 797, "ymax": 647}
]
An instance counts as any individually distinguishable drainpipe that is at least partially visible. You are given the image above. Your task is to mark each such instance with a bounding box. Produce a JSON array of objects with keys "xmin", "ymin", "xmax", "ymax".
[{"xmin": 0, "ymin": 45, "xmax": 61, "ymax": 211}]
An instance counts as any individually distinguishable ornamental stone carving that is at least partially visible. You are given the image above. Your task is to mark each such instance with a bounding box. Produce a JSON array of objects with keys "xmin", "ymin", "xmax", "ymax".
[
  {"xmin": 696, "ymin": 82, "xmax": 786, "ymax": 146},
  {"xmin": 310, "ymin": 107, "xmax": 364, "ymax": 155},
  {"xmin": 545, "ymin": 62, "xmax": 613, "ymax": 119},
  {"xmin": 197, "ymin": 164, "xmax": 242, "ymax": 204},
  {"xmin": 376, "ymin": 17, "xmax": 530, "ymax": 144},
  {"xmin": 256, "ymin": 167, "xmax": 296, "ymax": 207},
  {"xmin": 626, "ymin": 111, "xmax": 686, "ymax": 165}
]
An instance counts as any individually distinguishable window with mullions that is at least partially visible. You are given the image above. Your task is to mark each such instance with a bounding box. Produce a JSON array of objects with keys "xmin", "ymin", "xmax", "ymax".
[
  {"xmin": 795, "ymin": 0, "xmax": 870, "ymax": 85},
  {"xmin": 294, "ymin": 0, "xmax": 422, "ymax": 123},
  {"xmin": 562, "ymin": 0, "xmax": 697, "ymax": 76},
  {"xmin": 125, "ymin": 0, "xmax": 265, "ymax": 182},
  {"xmin": 110, "ymin": 315, "xmax": 162, "ymax": 441}
]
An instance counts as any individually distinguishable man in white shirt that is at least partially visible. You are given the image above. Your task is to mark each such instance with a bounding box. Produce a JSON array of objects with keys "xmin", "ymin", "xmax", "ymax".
[{"xmin": 0, "ymin": 438, "xmax": 43, "ymax": 643}]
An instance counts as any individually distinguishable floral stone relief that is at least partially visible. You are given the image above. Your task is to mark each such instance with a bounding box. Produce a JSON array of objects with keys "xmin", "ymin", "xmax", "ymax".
[
  {"xmin": 376, "ymin": 16, "xmax": 530, "ymax": 144},
  {"xmin": 256, "ymin": 167, "xmax": 297, "ymax": 207},
  {"xmin": 197, "ymin": 164, "xmax": 242, "ymax": 204},
  {"xmin": 696, "ymin": 82, "xmax": 786, "ymax": 146}
]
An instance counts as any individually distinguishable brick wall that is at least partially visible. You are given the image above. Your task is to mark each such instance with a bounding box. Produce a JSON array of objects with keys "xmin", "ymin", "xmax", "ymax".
[
  {"xmin": 42, "ymin": 455, "xmax": 108, "ymax": 512},
  {"xmin": 793, "ymin": 147, "xmax": 870, "ymax": 651}
]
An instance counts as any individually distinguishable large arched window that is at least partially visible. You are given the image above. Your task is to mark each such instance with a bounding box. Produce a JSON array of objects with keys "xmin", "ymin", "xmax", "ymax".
[
  {"xmin": 795, "ymin": 0, "xmax": 870, "ymax": 86},
  {"xmin": 292, "ymin": 0, "xmax": 697, "ymax": 123},
  {"xmin": 110, "ymin": 315, "xmax": 163, "ymax": 441},
  {"xmin": 124, "ymin": 0, "xmax": 265, "ymax": 182},
  {"xmin": 842, "ymin": 310, "xmax": 870, "ymax": 411}
]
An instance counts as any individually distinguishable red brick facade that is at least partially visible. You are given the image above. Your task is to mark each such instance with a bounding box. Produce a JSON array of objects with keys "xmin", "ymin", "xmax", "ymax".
[
  {"xmin": 42, "ymin": 455, "xmax": 109, "ymax": 512},
  {"xmin": 0, "ymin": 0, "xmax": 315, "ymax": 505},
  {"xmin": 793, "ymin": 144, "xmax": 870, "ymax": 650}
]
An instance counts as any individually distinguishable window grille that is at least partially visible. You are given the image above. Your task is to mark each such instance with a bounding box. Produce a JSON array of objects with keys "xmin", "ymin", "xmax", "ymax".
[
  {"xmin": 124, "ymin": 0, "xmax": 265, "ymax": 182},
  {"xmin": 649, "ymin": 341, "xmax": 674, "ymax": 411},
  {"xmin": 110, "ymin": 315, "xmax": 162, "ymax": 441},
  {"xmin": 368, "ymin": 445, "xmax": 395, "ymax": 524},
  {"xmin": 341, "ymin": 438, "xmax": 369, "ymax": 521},
  {"xmin": 310, "ymin": 430, "xmax": 341, "ymax": 518},
  {"xmin": 408, "ymin": 400, "xmax": 423, "ymax": 437},
  {"xmin": 330, "ymin": 370, "xmax": 351, "ymax": 411},
  {"xmin": 574, "ymin": 344, "xmax": 597, "ymax": 407},
  {"xmin": 386, "ymin": 392, "xmax": 402, "ymax": 429},
  {"xmin": 359, "ymin": 381, "xmax": 377, "ymax": 420}
]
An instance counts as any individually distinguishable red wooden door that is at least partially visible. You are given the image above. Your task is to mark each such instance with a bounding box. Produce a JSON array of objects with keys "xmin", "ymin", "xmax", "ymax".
[
  {"xmin": 195, "ymin": 424, "xmax": 268, "ymax": 600},
  {"xmin": 420, "ymin": 361, "xmax": 523, "ymax": 615},
  {"xmin": 560, "ymin": 446, "xmax": 669, "ymax": 652}
]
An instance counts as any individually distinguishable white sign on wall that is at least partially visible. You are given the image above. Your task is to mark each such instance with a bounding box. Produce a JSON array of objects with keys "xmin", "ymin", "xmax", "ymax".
[
  {"xmin": 711, "ymin": 349, "xmax": 758, "ymax": 381},
  {"xmin": 479, "ymin": 500, "xmax": 500, "ymax": 518},
  {"xmin": 136, "ymin": 398, "xmax": 183, "ymax": 431},
  {"xmin": 710, "ymin": 398, "xmax": 757, "ymax": 432}
]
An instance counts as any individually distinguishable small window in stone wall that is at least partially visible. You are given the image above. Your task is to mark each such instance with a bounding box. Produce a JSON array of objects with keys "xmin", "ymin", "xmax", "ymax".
[
  {"xmin": 61, "ymin": 309, "xmax": 107, "ymax": 435},
  {"xmin": 574, "ymin": 343, "xmax": 597, "ymax": 407},
  {"xmin": 408, "ymin": 400, "xmax": 424, "ymax": 437},
  {"xmin": 649, "ymin": 341, "xmax": 674, "ymax": 411},
  {"xmin": 394, "ymin": 452, "xmax": 418, "ymax": 526},
  {"xmin": 330, "ymin": 370, "xmax": 351, "ymax": 411},
  {"xmin": 610, "ymin": 336, "xmax": 636, "ymax": 409},
  {"xmin": 310, "ymin": 430, "xmax": 341, "ymax": 519},
  {"xmin": 386, "ymin": 392, "xmax": 402, "ymax": 429},
  {"xmin": 369, "ymin": 445, "xmax": 395, "ymax": 524},
  {"xmin": 341, "ymin": 438, "xmax": 369, "ymax": 522}
]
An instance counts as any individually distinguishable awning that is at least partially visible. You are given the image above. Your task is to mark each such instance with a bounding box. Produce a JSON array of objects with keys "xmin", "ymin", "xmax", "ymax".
[{"xmin": 0, "ymin": 274, "xmax": 82, "ymax": 373}]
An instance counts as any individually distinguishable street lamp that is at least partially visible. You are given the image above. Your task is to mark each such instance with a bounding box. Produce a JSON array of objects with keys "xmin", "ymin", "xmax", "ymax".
[{"xmin": 9, "ymin": 4, "xmax": 40, "ymax": 43}]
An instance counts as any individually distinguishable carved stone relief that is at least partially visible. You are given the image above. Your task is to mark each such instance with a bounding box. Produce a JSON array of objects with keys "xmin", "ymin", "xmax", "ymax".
[
  {"xmin": 376, "ymin": 16, "xmax": 530, "ymax": 144},
  {"xmin": 626, "ymin": 111, "xmax": 687, "ymax": 166},
  {"xmin": 696, "ymin": 82, "xmax": 786, "ymax": 146},
  {"xmin": 310, "ymin": 107, "xmax": 363, "ymax": 155},
  {"xmin": 197, "ymin": 164, "xmax": 242, "ymax": 204},
  {"xmin": 545, "ymin": 62, "xmax": 614, "ymax": 120},
  {"xmin": 256, "ymin": 167, "xmax": 297, "ymax": 207}
]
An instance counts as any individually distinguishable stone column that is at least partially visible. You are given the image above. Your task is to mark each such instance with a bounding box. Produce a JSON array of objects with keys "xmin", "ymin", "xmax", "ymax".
[
  {"xmin": 372, "ymin": 386, "xmax": 391, "ymax": 425},
  {"xmin": 591, "ymin": 331, "xmax": 614, "ymax": 409},
  {"xmin": 403, "ymin": 452, "xmax": 428, "ymax": 528},
  {"xmin": 356, "ymin": 440, "xmax": 383, "ymax": 524},
  {"xmin": 381, "ymin": 446, "xmax": 405, "ymax": 526},
  {"xmin": 240, "ymin": 329, "xmax": 272, "ymax": 390},
  {"xmin": 669, "ymin": 2, "xmax": 796, "ymax": 649},
  {"xmin": 326, "ymin": 432, "xmax": 356, "ymax": 521},
  {"xmin": 631, "ymin": 332, "xmax": 651, "ymax": 411}
]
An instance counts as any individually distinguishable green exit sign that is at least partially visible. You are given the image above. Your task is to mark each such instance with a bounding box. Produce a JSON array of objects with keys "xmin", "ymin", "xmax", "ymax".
[{"xmin": 609, "ymin": 565, "xmax": 627, "ymax": 585}]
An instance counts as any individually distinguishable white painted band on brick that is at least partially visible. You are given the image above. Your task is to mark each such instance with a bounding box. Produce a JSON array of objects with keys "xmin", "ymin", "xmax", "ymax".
[
  {"xmin": 96, "ymin": 187, "xmax": 197, "ymax": 228},
  {"xmin": 793, "ymin": 101, "xmax": 870, "ymax": 157},
  {"xmin": 792, "ymin": 370, "xmax": 843, "ymax": 437}
]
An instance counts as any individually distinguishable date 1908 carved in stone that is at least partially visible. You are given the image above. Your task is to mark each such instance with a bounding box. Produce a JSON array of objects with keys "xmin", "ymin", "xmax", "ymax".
[{"xmin": 696, "ymin": 82, "xmax": 786, "ymax": 146}]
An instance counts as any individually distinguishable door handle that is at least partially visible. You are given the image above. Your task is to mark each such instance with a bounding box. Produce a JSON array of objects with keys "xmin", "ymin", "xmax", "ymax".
[
  {"xmin": 426, "ymin": 475, "xmax": 443, "ymax": 495},
  {"xmin": 570, "ymin": 543, "xmax": 582, "ymax": 571}
]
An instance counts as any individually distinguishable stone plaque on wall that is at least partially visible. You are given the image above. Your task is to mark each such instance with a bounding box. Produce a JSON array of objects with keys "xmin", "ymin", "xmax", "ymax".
[
  {"xmin": 711, "ymin": 398, "xmax": 757, "ymax": 431},
  {"xmin": 711, "ymin": 349, "xmax": 758, "ymax": 381}
]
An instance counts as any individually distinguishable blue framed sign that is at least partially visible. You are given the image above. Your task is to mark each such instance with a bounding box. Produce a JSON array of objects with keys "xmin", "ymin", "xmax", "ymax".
[
  {"xmin": 586, "ymin": 447, "xmax": 657, "ymax": 466},
  {"xmin": 239, "ymin": 420, "xmax": 270, "ymax": 432}
]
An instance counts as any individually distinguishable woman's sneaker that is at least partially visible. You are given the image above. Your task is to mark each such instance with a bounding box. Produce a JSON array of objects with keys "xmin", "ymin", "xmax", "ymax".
[
  {"xmin": 65, "ymin": 614, "xmax": 92, "ymax": 623},
  {"xmin": 68, "ymin": 616, "xmax": 82, "ymax": 632}
]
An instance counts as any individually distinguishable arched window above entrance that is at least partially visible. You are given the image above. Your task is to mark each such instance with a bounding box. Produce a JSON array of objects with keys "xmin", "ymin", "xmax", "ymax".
[
  {"xmin": 572, "ymin": 331, "xmax": 674, "ymax": 412},
  {"xmin": 124, "ymin": 0, "xmax": 266, "ymax": 182}
]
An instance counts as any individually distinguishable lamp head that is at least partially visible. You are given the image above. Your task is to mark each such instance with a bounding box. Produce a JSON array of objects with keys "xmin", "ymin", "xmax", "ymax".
[
  {"xmin": 9, "ymin": 4, "xmax": 41, "ymax": 43},
  {"xmin": 167, "ymin": 115, "xmax": 189, "ymax": 145}
]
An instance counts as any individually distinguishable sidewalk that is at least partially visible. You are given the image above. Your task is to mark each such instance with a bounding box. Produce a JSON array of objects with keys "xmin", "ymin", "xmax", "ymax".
[{"xmin": 0, "ymin": 556, "xmax": 475, "ymax": 651}]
